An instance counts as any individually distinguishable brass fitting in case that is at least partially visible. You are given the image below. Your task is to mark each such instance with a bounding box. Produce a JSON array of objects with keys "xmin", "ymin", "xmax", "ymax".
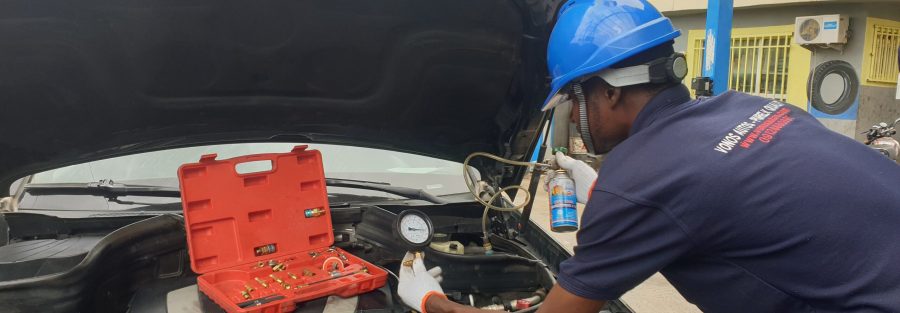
[
  {"xmin": 254, "ymin": 277, "xmax": 269, "ymax": 288},
  {"xmin": 254, "ymin": 243, "xmax": 277, "ymax": 256},
  {"xmin": 269, "ymin": 274, "xmax": 284, "ymax": 284},
  {"xmin": 304, "ymin": 208, "xmax": 325, "ymax": 218}
]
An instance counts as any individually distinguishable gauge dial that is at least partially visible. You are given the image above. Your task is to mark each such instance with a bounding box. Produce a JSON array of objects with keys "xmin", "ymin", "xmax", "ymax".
[{"xmin": 394, "ymin": 210, "xmax": 434, "ymax": 249}]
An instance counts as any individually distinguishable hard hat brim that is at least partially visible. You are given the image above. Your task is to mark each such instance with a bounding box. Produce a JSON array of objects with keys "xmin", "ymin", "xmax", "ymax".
[
  {"xmin": 541, "ymin": 29, "xmax": 680, "ymax": 112},
  {"xmin": 541, "ymin": 90, "xmax": 568, "ymax": 112}
]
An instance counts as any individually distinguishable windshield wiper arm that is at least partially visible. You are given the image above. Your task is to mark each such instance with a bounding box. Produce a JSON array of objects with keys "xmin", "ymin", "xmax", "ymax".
[
  {"xmin": 24, "ymin": 179, "xmax": 180, "ymax": 198},
  {"xmin": 324, "ymin": 178, "xmax": 448, "ymax": 204},
  {"xmin": 25, "ymin": 178, "xmax": 448, "ymax": 204}
]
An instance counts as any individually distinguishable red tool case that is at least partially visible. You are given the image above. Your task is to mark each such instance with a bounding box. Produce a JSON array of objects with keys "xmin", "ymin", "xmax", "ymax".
[{"xmin": 178, "ymin": 145, "xmax": 387, "ymax": 313}]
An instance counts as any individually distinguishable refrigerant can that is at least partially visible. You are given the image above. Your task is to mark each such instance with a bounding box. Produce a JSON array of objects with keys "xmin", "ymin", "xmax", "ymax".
[{"xmin": 548, "ymin": 170, "xmax": 578, "ymax": 232}]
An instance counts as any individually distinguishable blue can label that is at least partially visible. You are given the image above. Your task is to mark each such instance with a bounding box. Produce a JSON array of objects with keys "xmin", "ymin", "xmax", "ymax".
[{"xmin": 549, "ymin": 176, "xmax": 578, "ymax": 229}]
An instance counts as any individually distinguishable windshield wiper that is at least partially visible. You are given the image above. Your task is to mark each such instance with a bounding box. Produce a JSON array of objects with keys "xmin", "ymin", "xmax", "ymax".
[
  {"xmin": 25, "ymin": 179, "xmax": 180, "ymax": 198},
  {"xmin": 324, "ymin": 178, "xmax": 448, "ymax": 204},
  {"xmin": 25, "ymin": 178, "xmax": 448, "ymax": 205}
]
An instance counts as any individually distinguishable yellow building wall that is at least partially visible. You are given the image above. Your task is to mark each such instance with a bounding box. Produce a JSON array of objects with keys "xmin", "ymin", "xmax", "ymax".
[
  {"xmin": 860, "ymin": 17, "xmax": 900, "ymax": 88},
  {"xmin": 683, "ymin": 25, "xmax": 811, "ymax": 109},
  {"xmin": 650, "ymin": 0, "xmax": 853, "ymax": 13}
]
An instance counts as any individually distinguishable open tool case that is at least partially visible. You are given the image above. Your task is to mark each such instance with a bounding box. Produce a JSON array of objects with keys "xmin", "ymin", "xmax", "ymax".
[{"xmin": 178, "ymin": 145, "xmax": 388, "ymax": 313}]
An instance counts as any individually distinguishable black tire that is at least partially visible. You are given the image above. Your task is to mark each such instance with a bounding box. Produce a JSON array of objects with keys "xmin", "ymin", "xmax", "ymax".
[{"xmin": 807, "ymin": 60, "xmax": 859, "ymax": 115}]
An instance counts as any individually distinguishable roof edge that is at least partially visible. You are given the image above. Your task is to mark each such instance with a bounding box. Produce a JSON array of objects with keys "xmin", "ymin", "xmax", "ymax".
[{"xmin": 650, "ymin": 0, "xmax": 890, "ymax": 15}]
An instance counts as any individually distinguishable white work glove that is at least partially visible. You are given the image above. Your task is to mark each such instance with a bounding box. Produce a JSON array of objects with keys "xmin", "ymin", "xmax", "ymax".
[
  {"xmin": 545, "ymin": 152, "xmax": 598, "ymax": 204},
  {"xmin": 397, "ymin": 252, "xmax": 445, "ymax": 312}
]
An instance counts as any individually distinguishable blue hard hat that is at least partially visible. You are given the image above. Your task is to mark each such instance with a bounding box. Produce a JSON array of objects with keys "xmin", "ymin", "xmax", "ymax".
[{"xmin": 541, "ymin": 0, "xmax": 681, "ymax": 111}]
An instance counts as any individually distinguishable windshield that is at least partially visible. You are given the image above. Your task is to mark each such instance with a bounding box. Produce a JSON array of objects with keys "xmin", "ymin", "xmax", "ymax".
[{"xmin": 28, "ymin": 143, "xmax": 468, "ymax": 197}]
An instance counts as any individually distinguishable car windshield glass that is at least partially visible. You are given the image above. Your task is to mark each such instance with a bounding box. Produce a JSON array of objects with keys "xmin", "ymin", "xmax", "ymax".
[{"xmin": 28, "ymin": 143, "xmax": 468, "ymax": 197}]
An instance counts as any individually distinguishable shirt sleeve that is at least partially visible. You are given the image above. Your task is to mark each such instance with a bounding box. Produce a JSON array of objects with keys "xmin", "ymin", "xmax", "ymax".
[{"xmin": 557, "ymin": 189, "xmax": 694, "ymax": 300}]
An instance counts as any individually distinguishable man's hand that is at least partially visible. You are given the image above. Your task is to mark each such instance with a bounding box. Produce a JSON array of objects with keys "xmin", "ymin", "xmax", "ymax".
[
  {"xmin": 397, "ymin": 252, "xmax": 445, "ymax": 313},
  {"xmin": 546, "ymin": 152, "xmax": 598, "ymax": 204}
]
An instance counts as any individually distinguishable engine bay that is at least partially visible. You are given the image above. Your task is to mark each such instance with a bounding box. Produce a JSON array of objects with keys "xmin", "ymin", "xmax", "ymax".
[{"xmin": 0, "ymin": 202, "xmax": 631, "ymax": 313}]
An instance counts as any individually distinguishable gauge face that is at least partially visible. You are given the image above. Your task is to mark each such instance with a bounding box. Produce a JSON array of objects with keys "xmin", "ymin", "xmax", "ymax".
[{"xmin": 395, "ymin": 210, "xmax": 434, "ymax": 248}]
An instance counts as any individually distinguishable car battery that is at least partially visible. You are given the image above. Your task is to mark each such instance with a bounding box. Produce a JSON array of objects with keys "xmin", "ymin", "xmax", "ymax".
[{"xmin": 177, "ymin": 145, "xmax": 387, "ymax": 313}]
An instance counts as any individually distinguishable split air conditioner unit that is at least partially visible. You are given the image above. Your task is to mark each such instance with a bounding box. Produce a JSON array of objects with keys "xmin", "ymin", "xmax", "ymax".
[{"xmin": 795, "ymin": 14, "xmax": 849, "ymax": 45}]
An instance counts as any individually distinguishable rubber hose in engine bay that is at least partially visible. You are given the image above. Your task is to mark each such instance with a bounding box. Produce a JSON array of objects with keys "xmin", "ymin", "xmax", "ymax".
[{"xmin": 462, "ymin": 152, "xmax": 552, "ymax": 254}]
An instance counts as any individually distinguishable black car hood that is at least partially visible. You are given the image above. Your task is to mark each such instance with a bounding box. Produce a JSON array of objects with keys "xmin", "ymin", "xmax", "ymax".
[{"xmin": 0, "ymin": 0, "xmax": 561, "ymax": 195}]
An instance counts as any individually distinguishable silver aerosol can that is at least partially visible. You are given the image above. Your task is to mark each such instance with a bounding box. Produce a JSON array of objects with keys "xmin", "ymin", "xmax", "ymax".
[{"xmin": 548, "ymin": 169, "xmax": 578, "ymax": 232}]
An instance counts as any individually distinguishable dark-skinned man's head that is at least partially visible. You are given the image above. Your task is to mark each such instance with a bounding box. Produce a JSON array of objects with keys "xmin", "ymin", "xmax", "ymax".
[{"xmin": 569, "ymin": 42, "xmax": 679, "ymax": 154}]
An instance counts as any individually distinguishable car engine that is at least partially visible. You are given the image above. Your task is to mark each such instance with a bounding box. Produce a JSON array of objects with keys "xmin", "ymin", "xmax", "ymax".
[{"xmin": 0, "ymin": 201, "xmax": 629, "ymax": 313}]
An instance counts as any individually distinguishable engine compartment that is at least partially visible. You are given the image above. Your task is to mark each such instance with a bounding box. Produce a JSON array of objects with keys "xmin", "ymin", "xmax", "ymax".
[{"xmin": 0, "ymin": 203, "xmax": 630, "ymax": 313}]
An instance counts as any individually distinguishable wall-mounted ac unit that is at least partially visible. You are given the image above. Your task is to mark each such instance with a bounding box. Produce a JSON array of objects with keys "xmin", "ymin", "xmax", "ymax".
[{"xmin": 795, "ymin": 15, "xmax": 849, "ymax": 45}]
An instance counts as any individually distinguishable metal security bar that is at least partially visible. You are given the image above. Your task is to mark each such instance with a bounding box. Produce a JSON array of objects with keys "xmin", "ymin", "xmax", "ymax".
[
  {"xmin": 690, "ymin": 38, "xmax": 704, "ymax": 92},
  {"xmin": 691, "ymin": 33, "xmax": 793, "ymax": 101},
  {"xmin": 867, "ymin": 24, "xmax": 900, "ymax": 84}
]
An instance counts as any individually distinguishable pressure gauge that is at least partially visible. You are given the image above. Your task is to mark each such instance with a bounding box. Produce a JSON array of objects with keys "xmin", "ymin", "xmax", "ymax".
[{"xmin": 394, "ymin": 210, "xmax": 434, "ymax": 249}]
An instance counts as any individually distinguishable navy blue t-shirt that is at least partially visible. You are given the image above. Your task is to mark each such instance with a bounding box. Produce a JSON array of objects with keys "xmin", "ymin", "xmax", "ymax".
[{"xmin": 557, "ymin": 85, "xmax": 900, "ymax": 312}]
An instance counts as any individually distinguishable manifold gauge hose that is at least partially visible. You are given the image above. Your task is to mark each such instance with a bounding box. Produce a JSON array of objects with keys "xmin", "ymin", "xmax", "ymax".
[
  {"xmin": 463, "ymin": 152, "xmax": 551, "ymax": 243},
  {"xmin": 462, "ymin": 152, "xmax": 541, "ymax": 212}
]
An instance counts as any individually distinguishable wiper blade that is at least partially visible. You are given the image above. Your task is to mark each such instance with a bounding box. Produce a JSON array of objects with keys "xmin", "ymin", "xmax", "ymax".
[
  {"xmin": 25, "ymin": 178, "xmax": 449, "ymax": 204},
  {"xmin": 325, "ymin": 178, "xmax": 448, "ymax": 204},
  {"xmin": 24, "ymin": 180, "xmax": 180, "ymax": 198},
  {"xmin": 323, "ymin": 178, "xmax": 390, "ymax": 185}
]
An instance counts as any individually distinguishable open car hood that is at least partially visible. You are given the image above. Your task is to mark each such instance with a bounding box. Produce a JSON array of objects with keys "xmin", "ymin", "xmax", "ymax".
[{"xmin": 0, "ymin": 0, "xmax": 561, "ymax": 194}]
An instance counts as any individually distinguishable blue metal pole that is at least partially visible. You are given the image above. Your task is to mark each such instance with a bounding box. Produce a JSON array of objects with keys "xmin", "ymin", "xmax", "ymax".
[
  {"xmin": 530, "ymin": 128, "xmax": 545, "ymax": 162},
  {"xmin": 701, "ymin": 0, "xmax": 734, "ymax": 96}
]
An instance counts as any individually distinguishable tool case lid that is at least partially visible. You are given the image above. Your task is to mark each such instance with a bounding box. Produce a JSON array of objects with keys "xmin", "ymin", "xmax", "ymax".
[{"xmin": 178, "ymin": 145, "xmax": 334, "ymax": 274}]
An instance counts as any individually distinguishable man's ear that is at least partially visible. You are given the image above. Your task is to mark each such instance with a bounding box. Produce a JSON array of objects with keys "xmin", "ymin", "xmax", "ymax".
[{"xmin": 606, "ymin": 87, "xmax": 623, "ymax": 109}]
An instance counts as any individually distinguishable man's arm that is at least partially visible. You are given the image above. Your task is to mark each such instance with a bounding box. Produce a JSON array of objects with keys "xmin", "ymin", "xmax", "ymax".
[{"xmin": 424, "ymin": 283, "xmax": 607, "ymax": 313}]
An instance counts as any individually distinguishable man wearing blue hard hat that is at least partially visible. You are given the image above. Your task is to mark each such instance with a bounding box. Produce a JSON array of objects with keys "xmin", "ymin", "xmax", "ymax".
[{"xmin": 398, "ymin": 1, "xmax": 900, "ymax": 312}]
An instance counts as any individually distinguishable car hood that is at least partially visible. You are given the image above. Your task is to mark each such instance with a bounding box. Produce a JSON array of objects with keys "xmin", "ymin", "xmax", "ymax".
[{"xmin": 0, "ymin": 0, "xmax": 560, "ymax": 195}]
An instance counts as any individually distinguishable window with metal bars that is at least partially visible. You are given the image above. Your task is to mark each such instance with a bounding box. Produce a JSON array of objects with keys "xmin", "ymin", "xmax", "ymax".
[
  {"xmin": 689, "ymin": 34, "xmax": 794, "ymax": 101},
  {"xmin": 865, "ymin": 23, "xmax": 900, "ymax": 84}
]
